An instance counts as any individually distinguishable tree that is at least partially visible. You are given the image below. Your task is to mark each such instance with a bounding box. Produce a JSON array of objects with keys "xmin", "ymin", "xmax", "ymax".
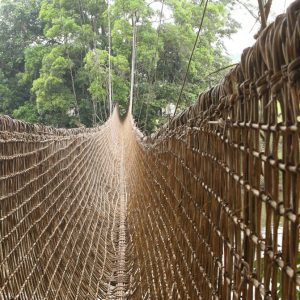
[
  {"xmin": 0, "ymin": 0, "xmax": 239, "ymax": 132},
  {"xmin": 135, "ymin": 0, "xmax": 239, "ymax": 133},
  {"xmin": 0, "ymin": 0, "xmax": 43, "ymax": 114}
]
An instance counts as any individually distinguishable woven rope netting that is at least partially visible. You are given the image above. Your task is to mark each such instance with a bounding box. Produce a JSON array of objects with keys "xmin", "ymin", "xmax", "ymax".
[
  {"xmin": 1, "ymin": 1, "xmax": 300, "ymax": 299},
  {"xmin": 0, "ymin": 109, "xmax": 129, "ymax": 299}
]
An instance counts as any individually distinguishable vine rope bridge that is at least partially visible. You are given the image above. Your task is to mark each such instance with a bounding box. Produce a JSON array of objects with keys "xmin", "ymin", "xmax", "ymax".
[{"xmin": 1, "ymin": 2, "xmax": 300, "ymax": 299}]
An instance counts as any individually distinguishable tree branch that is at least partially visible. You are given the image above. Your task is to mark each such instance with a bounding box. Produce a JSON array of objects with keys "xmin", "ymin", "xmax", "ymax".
[
  {"xmin": 255, "ymin": 0, "xmax": 273, "ymax": 38},
  {"xmin": 264, "ymin": 0, "xmax": 273, "ymax": 21},
  {"xmin": 235, "ymin": 0, "xmax": 257, "ymax": 19},
  {"xmin": 257, "ymin": 0, "xmax": 267, "ymax": 30}
]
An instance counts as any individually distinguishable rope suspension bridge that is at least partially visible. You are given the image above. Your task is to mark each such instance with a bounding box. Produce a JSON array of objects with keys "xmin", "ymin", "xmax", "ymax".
[{"xmin": 1, "ymin": 1, "xmax": 300, "ymax": 299}]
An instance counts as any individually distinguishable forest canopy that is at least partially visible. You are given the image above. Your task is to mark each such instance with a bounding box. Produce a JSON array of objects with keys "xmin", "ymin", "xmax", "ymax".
[{"xmin": 0, "ymin": 0, "xmax": 239, "ymax": 132}]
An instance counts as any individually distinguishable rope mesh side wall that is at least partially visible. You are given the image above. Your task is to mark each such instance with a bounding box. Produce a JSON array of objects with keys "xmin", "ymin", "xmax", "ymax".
[
  {"xmin": 127, "ymin": 2, "xmax": 300, "ymax": 299},
  {"xmin": 0, "ymin": 111, "xmax": 128, "ymax": 299},
  {"xmin": 1, "ymin": 1, "xmax": 300, "ymax": 299}
]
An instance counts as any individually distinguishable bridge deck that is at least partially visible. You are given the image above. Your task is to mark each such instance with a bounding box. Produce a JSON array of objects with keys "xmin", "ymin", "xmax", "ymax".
[{"xmin": 1, "ymin": 2, "xmax": 300, "ymax": 298}]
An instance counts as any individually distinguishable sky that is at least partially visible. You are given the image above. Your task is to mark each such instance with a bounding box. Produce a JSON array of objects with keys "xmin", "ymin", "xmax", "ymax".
[
  {"xmin": 150, "ymin": 1, "xmax": 296, "ymax": 62},
  {"xmin": 224, "ymin": 0, "xmax": 295, "ymax": 62}
]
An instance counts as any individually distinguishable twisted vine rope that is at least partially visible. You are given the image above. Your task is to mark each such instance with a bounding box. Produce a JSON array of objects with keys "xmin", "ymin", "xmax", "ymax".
[
  {"xmin": 1, "ymin": 1, "xmax": 300, "ymax": 299},
  {"xmin": 0, "ymin": 110, "xmax": 129, "ymax": 299},
  {"xmin": 127, "ymin": 1, "xmax": 300, "ymax": 299}
]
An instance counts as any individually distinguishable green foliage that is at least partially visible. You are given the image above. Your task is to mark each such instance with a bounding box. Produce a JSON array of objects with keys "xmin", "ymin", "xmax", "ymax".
[
  {"xmin": 0, "ymin": 0, "xmax": 43, "ymax": 76},
  {"xmin": 133, "ymin": 0, "xmax": 239, "ymax": 133},
  {"xmin": 0, "ymin": 70, "xmax": 12, "ymax": 112},
  {"xmin": 32, "ymin": 47, "xmax": 74, "ymax": 114},
  {"xmin": 12, "ymin": 102, "xmax": 39, "ymax": 123},
  {"xmin": 40, "ymin": 0, "xmax": 81, "ymax": 41},
  {"xmin": 0, "ymin": 0, "xmax": 239, "ymax": 131},
  {"xmin": 112, "ymin": 19, "xmax": 133, "ymax": 57},
  {"xmin": 83, "ymin": 48, "xmax": 129, "ymax": 121},
  {"xmin": 19, "ymin": 45, "xmax": 51, "ymax": 85},
  {"xmin": 0, "ymin": 0, "xmax": 43, "ymax": 115}
]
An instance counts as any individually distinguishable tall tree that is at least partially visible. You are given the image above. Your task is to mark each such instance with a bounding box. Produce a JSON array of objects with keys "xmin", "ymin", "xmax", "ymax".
[
  {"xmin": 0, "ymin": 0, "xmax": 239, "ymax": 131},
  {"xmin": 135, "ymin": 0, "xmax": 239, "ymax": 132},
  {"xmin": 0, "ymin": 0, "xmax": 43, "ymax": 115}
]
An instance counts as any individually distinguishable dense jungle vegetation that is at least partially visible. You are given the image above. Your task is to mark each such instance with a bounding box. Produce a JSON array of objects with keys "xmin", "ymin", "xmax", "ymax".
[{"xmin": 0, "ymin": 0, "xmax": 240, "ymax": 132}]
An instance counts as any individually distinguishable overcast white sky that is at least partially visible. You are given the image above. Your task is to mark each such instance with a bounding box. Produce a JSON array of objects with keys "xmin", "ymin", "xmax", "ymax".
[
  {"xmin": 224, "ymin": 0, "xmax": 294, "ymax": 61},
  {"xmin": 150, "ymin": 0, "xmax": 295, "ymax": 62}
]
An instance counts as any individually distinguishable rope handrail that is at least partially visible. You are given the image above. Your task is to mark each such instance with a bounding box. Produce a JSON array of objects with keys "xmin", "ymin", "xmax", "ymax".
[{"xmin": 1, "ymin": 1, "xmax": 300, "ymax": 299}]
